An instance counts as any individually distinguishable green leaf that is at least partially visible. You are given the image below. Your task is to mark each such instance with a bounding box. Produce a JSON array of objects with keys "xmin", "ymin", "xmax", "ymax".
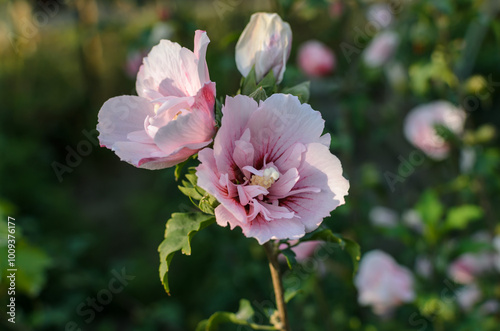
[
  {"xmin": 284, "ymin": 289, "xmax": 303, "ymax": 303},
  {"xmin": 248, "ymin": 86, "xmax": 268, "ymax": 102},
  {"xmin": 158, "ymin": 212, "xmax": 215, "ymax": 294},
  {"xmin": 178, "ymin": 184, "xmax": 204, "ymax": 201},
  {"xmin": 416, "ymin": 190, "xmax": 444, "ymax": 226},
  {"xmin": 281, "ymin": 81, "xmax": 310, "ymax": 103},
  {"xmin": 280, "ymin": 247, "xmax": 297, "ymax": 269},
  {"xmin": 304, "ymin": 229, "xmax": 361, "ymax": 276},
  {"xmin": 444, "ymin": 205, "xmax": 483, "ymax": 230},
  {"xmin": 241, "ymin": 66, "xmax": 277, "ymax": 96},
  {"xmin": 196, "ymin": 299, "xmax": 277, "ymax": 331}
]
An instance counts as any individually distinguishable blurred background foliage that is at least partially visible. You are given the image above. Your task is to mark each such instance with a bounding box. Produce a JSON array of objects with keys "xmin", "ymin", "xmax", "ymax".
[{"xmin": 0, "ymin": 0, "xmax": 499, "ymax": 330}]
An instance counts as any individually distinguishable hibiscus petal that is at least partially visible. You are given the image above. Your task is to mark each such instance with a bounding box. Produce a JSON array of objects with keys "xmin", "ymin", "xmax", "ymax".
[
  {"xmin": 248, "ymin": 94, "xmax": 325, "ymax": 164},
  {"xmin": 268, "ymin": 168, "xmax": 299, "ymax": 199},
  {"xmin": 97, "ymin": 95, "xmax": 155, "ymax": 149},
  {"xmin": 214, "ymin": 95, "xmax": 258, "ymax": 177},
  {"xmin": 154, "ymin": 109, "xmax": 215, "ymax": 155},
  {"xmin": 136, "ymin": 32, "xmax": 208, "ymax": 99},
  {"xmin": 284, "ymin": 142, "xmax": 349, "ymax": 232},
  {"xmin": 194, "ymin": 30, "xmax": 211, "ymax": 84},
  {"xmin": 241, "ymin": 215, "xmax": 305, "ymax": 244}
]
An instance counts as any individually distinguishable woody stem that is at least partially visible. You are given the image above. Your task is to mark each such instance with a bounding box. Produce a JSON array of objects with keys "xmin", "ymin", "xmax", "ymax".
[{"xmin": 263, "ymin": 241, "xmax": 290, "ymax": 331}]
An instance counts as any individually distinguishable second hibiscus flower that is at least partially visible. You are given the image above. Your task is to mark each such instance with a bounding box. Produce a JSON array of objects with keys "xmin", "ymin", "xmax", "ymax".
[{"xmin": 196, "ymin": 94, "xmax": 349, "ymax": 244}]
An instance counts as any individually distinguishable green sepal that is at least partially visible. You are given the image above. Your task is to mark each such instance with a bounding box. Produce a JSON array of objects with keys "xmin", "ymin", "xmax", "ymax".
[
  {"xmin": 158, "ymin": 212, "xmax": 215, "ymax": 294},
  {"xmin": 281, "ymin": 81, "xmax": 311, "ymax": 103},
  {"xmin": 241, "ymin": 66, "xmax": 277, "ymax": 96},
  {"xmin": 248, "ymin": 86, "xmax": 268, "ymax": 102}
]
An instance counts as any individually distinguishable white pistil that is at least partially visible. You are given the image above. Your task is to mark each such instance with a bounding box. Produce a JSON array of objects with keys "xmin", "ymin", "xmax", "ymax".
[{"xmin": 250, "ymin": 167, "xmax": 280, "ymax": 189}]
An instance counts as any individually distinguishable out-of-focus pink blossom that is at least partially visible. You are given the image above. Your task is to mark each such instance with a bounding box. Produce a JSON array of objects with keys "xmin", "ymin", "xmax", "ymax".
[
  {"xmin": 235, "ymin": 13, "xmax": 292, "ymax": 83},
  {"xmin": 457, "ymin": 283, "xmax": 482, "ymax": 311},
  {"xmin": 297, "ymin": 40, "xmax": 336, "ymax": 77},
  {"xmin": 355, "ymin": 250, "xmax": 415, "ymax": 315},
  {"xmin": 363, "ymin": 31, "xmax": 399, "ymax": 68},
  {"xmin": 448, "ymin": 252, "xmax": 494, "ymax": 284},
  {"xmin": 97, "ymin": 31, "xmax": 216, "ymax": 169},
  {"xmin": 329, "ymin": 1, "xmax": 343, "ymax": 19},
  {"xmin": 279, "ymin": 240, "xmax": 323, "ymax": 262},
  {"xmin": 196, "ymin": 94, "xmax": 349, "ymax": 244},
  {"xmin": 404, "ymin": 101, "xmax": 466, "ymax": 160}
]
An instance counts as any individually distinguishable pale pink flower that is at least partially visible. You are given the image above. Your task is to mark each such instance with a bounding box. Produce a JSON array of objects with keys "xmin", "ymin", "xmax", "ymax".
[
  {"xmin": 297, "ymin": 40, "xmax": 336, "ymax": 77},
  {"xmin": 404, "ymin": 101, "xmax": 466, "ymax": 160},
  {"xmin": 97, "ymin": 31, "xmax": 216, "ymax": 169},
  {"xmin": 363, "ymin": 31, "xmax": 399, "ymax": 68},
  {"xmin": 355, "ymin": 250, "xmax": 415, "ymax": 315},
  {"xmin": 448, "ymin": 252, "xmax": 494, "ymax": 284},
  {"xmin": 278, "ymin": 240, "xmax": 322, "ymax": 262},
  {"xmin": 196, "ymin": 94, "xmax": 349, "ymax": 244},
  {"xmin": 457, "ymin": 283, "xmax": 482, "ymax": 311},
  {"xmin": 235, "ymin": 13, "xmax": 292, "ymax": 83}
]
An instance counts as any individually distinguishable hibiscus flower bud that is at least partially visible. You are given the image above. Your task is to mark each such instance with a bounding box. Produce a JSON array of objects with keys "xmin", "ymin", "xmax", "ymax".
[
  {"xmin": 236, "ymin": 12, "xmax": 292, "ymax": 83},
  {"xmin": 297, "ymin": 40, "xmax": 336, "ymax": 77},
  {"xmin": 355, "ymin": 250, "xmax": 415, "ymax": 315}
]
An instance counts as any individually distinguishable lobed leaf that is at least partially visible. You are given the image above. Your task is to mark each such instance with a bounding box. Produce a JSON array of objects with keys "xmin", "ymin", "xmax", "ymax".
[{"xmin": 158, "ymin": 212, "xmax": 215, "ymax": 294}]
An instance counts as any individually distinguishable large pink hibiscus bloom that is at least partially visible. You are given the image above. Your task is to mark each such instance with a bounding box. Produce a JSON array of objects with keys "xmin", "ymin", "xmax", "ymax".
[
  {"xmin": 196, "ymin": 94, "xmax": 349, "ymax": 244},
  {"xmin": 97, "ymin": 30, "xmax": 216, "ymax": 169}
]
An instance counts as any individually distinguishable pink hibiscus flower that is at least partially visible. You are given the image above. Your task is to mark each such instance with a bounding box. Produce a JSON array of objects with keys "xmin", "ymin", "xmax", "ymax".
[
  {"xmin": 196, "ymin": 94, "xmax": 349, "ymax": 244},
  {"xmin": 97, "ymin": 30, "xmax": 216, "ymax": 169},
  {"xmin": 355, "ymin": 250, "xmax": 415, "ymax": 315}
]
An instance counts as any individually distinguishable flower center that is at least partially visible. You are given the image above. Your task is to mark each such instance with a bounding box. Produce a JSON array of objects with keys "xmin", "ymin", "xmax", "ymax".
[{"xmin": 250, "ymin": 167, "xmax": 279, "ymax": 189}]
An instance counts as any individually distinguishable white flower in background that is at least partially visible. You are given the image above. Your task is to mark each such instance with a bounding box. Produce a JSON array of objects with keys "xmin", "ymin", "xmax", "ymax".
[
  {"xmin": 404, "ymin": 101, "xmax": 467, "ymax": 160},
  {"xmin": 402, "ymin": 209, "xmax": 424, "ymax": 233},
  {"xmin": 235, "ymin": 13, "xmax": 292, "ymax": 83},
  {"xmin": 367, "ymin": 4, "xmax": 393, "ymax": 28},
  {"xmin": 363, "ymin": 31, "xmax": 399, "ymax": 68},
  {"xmin": 457, "ymin": 283, "xmax": 482, "ymax": 311},
  {"xmin": 355, "ymin": 250, "xmax": 415, "ymax": 315},
  {"xmin": 369, "ymin": 206, "xmax": 398, "ymax": 228}
]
